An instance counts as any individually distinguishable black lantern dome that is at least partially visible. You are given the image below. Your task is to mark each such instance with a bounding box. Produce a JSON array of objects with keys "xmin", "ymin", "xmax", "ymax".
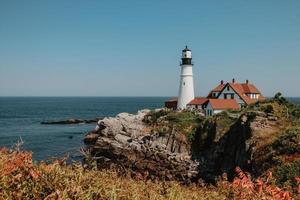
[
  {"xmin": 182, "ymin": 45, "xmax": 191, "ymax": 52},
  {"xmin": 181, "ymin": 45, "xmax": 192, "ymax": 65}
]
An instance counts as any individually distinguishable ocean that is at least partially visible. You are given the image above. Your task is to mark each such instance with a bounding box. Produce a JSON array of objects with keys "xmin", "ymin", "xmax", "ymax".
[
  {"xmin": 0, "ymin": 97, "xmax": 299, "ymax": 161},
  {"xmin": 0, "ymin": 97, "xmax": 169, "ymax": 161}
]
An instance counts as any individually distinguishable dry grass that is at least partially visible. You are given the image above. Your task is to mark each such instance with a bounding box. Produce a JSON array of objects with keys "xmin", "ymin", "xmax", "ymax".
[
  {"xmin": 0, "ymin": 147, "xmax": 299, "ymax": 200},
  {"xmin": 0, "ymin": 147, "xmax": 229, "ymax": 200}
]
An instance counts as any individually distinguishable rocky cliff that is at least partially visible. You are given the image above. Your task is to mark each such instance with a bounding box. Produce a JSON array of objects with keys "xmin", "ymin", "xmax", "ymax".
[
  {"xmin": 194, "ymin": 111, "xmax": 281, "ymax": 182},
  {"xmin": 84, "ymin": 96, "xmax": 300, "ymax": 184},
  {"xmin": 84, "ymin": 109, "xmax": 198, "ymax": 182}
]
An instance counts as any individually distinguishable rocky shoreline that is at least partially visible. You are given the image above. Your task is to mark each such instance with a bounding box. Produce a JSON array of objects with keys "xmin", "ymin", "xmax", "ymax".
[{"xmin": 84, "ymin": 109, "xmax": 198, "ymax": 182}]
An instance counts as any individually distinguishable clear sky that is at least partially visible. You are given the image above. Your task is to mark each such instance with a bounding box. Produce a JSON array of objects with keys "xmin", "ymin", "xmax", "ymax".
[{"xmin": 0, "ymin": 0, "xmax": 299, "ymax": 97}]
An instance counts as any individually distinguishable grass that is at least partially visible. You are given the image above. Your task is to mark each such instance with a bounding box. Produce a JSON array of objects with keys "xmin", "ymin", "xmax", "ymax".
[
  {"xmin": 0, "ymin": 147, "xmax": 231, "ymax": 200},
  {"xmin": 0, "ymin": 147, "xmax": 299, "ymax": 199}
]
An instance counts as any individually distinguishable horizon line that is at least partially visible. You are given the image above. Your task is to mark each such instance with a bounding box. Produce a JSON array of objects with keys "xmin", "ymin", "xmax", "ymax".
[{"xmin": 0, "ymin": 96, "xmax": 299, "ymax": 98}]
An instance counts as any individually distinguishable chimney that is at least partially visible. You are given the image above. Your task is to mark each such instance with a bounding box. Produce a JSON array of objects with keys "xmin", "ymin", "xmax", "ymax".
[
  {"xmin": 221, "ymin": 80, "xmax": 224, "ymax": 85},
  {"xmin": 246, "ymin": 80, "xmax": 249, "ymax": 84},
  {"xmin": 232, "ymin": 78, "xmax": 235, "ymax": 83}
]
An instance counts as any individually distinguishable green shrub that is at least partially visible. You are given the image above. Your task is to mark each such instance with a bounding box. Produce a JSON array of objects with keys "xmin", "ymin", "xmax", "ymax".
[
  {"xmin": 143, "ymin": 109, "xmax": 169, "ymax": 124},
  {"xmin": 291, "ymin": 108, "xmax": 300, "ymax": 119},
  {"xmin": 272, "ymin": 127, "xmax": 300, "ymax": 155},
  {"xmin": 274, "ymin": 92, "xmax": 288, "ymax": 105},
  {"xmin": 273, "ymin": 160, "xmax": 300, "ymax": 189},
  {"xmin": 261, "ymin": 104, "xmax": 274, "ymax": 114},
  {"xmin": 187, "ymin": 132, "xmax": 195, "ymax": 142},
  {"xmin": 165, "ymin": 111, "xmax": 202, "ymax": 126}
]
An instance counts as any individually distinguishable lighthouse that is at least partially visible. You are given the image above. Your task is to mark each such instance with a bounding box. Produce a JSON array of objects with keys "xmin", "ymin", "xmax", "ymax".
[{"xmin": 177, "ymin": 46, "xmax": 195, "ymax": 110}]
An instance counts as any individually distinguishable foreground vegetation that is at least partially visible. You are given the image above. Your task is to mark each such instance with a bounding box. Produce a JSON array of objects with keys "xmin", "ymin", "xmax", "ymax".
[{"xmin": 0, "ymin": 146, "xmax": 299, "ymax": 199}]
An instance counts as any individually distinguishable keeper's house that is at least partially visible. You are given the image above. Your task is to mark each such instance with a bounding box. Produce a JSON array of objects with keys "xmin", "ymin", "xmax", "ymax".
[{"xmin": 165, "ymin": 79, "xmax": 265, "ymax": 116}]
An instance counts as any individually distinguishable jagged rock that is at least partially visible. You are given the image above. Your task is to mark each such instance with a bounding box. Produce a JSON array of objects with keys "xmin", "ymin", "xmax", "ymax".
[
  {"xmin": 83, "ymin": 131, "xmax": 99, "ymax": 144},
  {"xmin": 84, "ymin": 109, "xmax": 198, "ymax": 182},
  {"xmin": 194, "ymin": 110, "xmax": 282, "ymax": 182}
]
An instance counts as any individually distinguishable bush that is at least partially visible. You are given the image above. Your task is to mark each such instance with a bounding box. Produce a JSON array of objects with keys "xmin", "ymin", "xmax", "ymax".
[
  {"xmin": 272, "ymin": 127, "xmax": 300, "ymax": 155},
  {"xmin": 143, "ymin": 109, "xmax": 169, "ymax": 124},
  {"xmin": 274, "ymin": 92, "xmax": 288, "ymax": 105},
  {"xmin": 261, "ymin": 104, "xmax": 274, "ymax": 114},
  {"xmin": 187, "ymin": 132, "xmax": 195, "ymax": 142},
  {"xmin": 273, "ymin": 160, "xmax": 300, "ymax": 190},
  {"xmin": 291, "ymin": 108, "xmax": 300, "ymax": 119}
]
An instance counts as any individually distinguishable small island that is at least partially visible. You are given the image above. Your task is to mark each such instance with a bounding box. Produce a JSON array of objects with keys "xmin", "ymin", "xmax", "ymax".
[{"xmin": 41, "ymin": 118, "xmax": 102, "ymax": 125}]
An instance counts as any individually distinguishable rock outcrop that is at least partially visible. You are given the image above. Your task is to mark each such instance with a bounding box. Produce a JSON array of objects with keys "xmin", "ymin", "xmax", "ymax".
[
  {"xmin": 194, "ymin": 111, "xmax": 280, "ymax": 182},
  {"xmin": 84, "ymin": 109, "xmax": 198, "ymax": 182},
  {"xmin": 84, "ymin": 107, "xmax": 285, "ymax": 183}
]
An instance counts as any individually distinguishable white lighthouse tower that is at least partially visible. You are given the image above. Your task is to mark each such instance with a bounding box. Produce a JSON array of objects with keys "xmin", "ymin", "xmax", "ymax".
[{"xmin": 177, "ymin": 46, "xmax": 195, "ymax": 110}]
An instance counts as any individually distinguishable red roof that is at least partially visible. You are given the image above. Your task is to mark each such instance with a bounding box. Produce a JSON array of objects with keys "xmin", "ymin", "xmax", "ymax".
[
  {"xmin": 208, "ymin": 99, "xmax": 240, "ymax": 110},
  {"xmin": 188, "ymin": 97, "xmax": 208, "ymax": 105},
  {"xmin": 212, "ymin": 84, "xmax": 226, "ymax": 92},
  {"xmin": 207, "ymin": 83, "xmax": 226, "ymax": 98},
  {"xmin": 165, "ymin": 98, "xmax": 177, "ymax": 103},
  {"xmin": 240, "ymin": 83, "xmax": 260, "ymax": 94},
  {"xmin": 227, "ymin": 83, "xmax": 265, "ymax": 105}
]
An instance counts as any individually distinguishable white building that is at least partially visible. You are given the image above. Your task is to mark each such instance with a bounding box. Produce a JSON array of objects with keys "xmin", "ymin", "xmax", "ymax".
[
  {"xmin": 207, "ymin": 79, "xmax": 264, "ymax": 109},
  {"xmin": 177, "ymin": 46, "xmax": 195, "ymax": 110},
  {"xmin": 205, "ymin": 99, "xmax": 240, "ymax": 116},
  {"xmin": 186, "ymin": 97, "xmax": 208, "ymax": 110}
]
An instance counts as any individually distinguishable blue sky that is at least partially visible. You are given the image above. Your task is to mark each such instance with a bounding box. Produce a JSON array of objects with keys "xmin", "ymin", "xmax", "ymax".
[{"xmin": 0, "ymin": 0, "xmax": 299, "ymax": 97}]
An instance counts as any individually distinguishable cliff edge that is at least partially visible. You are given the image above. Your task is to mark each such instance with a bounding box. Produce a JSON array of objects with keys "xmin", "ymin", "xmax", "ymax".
[
  {"xmin": 84, "ymin": 94, "xmax": 300, "ymax": 189},
  {"xmin": 84, "ymin": 109, "xmax": 198, "ymax": 182}
]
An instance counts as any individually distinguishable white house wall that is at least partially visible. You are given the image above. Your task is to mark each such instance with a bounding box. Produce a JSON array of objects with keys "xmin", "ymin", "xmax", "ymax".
[{"xmin": 213, "ymin": 110, "xmax": 223, "ymax": 114}]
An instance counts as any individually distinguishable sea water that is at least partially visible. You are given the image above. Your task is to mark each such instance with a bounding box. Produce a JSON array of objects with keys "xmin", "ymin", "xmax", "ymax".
[{"xmin": 0, "ymin": 97, "xmax": 169, "ymax": 161}]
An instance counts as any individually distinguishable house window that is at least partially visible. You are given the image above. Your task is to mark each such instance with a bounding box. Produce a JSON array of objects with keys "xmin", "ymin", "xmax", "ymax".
[
  {"xmin": 183, "ymin": 82, "xmax": 185, "ymax": 86},
  {"xmin": 231, "ymin": 94, "xmax": 234, "ymax": 99},
  {"xmin": 224, "ymin": 94, "xmax": 227, "ymax": 99},
  {"xmin": 227, "ymin": 86, "xmax": 230, "ymax": 91}
]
